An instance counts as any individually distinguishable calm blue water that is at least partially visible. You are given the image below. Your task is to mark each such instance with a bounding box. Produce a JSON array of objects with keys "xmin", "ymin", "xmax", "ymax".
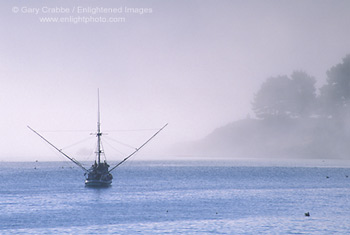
[{"xmin": 1, "ymin": 160, "xmax": 350, "ymax": 234}]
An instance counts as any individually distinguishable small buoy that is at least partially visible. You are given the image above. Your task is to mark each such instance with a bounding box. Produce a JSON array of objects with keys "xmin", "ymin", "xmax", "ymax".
[{"xmin": 305, "ymin": 212, "xmax": 310, "ymax": 217}]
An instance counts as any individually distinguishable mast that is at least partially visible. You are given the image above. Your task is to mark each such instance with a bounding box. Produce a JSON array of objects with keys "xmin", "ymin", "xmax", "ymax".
[{"xmin": 97, "ymin": 89, "xmax": 102, "ymax": 165}]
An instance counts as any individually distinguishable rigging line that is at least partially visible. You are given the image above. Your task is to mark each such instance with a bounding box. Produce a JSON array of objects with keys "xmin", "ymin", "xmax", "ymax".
[
  {"xmin": 61, "ymin": 136, "xmax": 95, "ymax": 151},
  {"xmin": 109, "ymin": 123, "xmax": 168, "ymax": 173},
  {"xmin": 102, "ymin": 138, "xmax": 127, "ymax": 156},
  {"xmin": 103, "ymin": 128, "xmax": 160, "ymax": 132},
  {"xmin": 103, "ymin": 135, "xmax": 137, "ymax": 150},
  {"xmin": 36, "ymin": 130, "xmax": 95, "ymax": 133},
  {"xmin": 80, "ymin": 147, "xmax": 96, "ymax": 162},
  {"xmin": 99, "ymin": 140, "xmax": 107, "ymax": 161}
]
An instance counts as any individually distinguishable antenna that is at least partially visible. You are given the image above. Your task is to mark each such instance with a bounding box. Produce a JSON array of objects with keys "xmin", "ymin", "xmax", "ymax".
[
  {"xmin": 97, "ymin": 88, "xmax": 102, "ymax": 165},
  {"xmin": 98, "ymin": 88, "xmax": 101, "ymax": 130}
]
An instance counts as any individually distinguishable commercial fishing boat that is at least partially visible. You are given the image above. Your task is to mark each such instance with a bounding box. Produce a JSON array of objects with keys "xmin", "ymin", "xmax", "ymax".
[{"xmin": 28, "ymin": 90, "xmax": 167, "ymax": 187}]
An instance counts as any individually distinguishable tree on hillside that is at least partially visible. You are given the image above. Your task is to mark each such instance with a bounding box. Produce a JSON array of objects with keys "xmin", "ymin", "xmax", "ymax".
[
  {"xmin": 319, "ymin": 54, "xmax": 350, "ymax": 118},
  {"xmin": 252, "ymin": 72, "xmax": 316, "ymax": 119},
  {"xmin": 290, "ymin": 71, "xmax": 317, "ymax": 117},
  {"xmin": 252, "ymin": 76, "xmax": 291, "ymax": 119}
]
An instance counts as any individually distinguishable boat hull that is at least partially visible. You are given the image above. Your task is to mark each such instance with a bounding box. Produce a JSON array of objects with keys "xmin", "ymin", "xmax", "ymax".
[{"xmin": 85, "ymin": 179, "xmax": 112, "ymax": 187}]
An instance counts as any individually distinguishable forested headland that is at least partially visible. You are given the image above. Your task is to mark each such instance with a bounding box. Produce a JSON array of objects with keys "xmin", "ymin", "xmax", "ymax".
[{"xmin": 186, "ymin": 55, "xmax": 350, "ymax": 159}]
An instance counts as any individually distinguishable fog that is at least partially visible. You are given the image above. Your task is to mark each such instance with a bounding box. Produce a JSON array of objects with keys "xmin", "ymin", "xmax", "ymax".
[{"xmin": 1, "ymin": 0, "xmax": 350, "ymax": 161}]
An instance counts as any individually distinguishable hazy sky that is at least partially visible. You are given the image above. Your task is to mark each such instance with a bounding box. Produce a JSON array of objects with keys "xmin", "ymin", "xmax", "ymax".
[{"xmin": 1, "ymin": 0, "xmax": 350, "ymax": 161}]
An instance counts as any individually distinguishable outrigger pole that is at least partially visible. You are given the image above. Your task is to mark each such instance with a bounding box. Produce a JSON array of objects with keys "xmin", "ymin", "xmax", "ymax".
[
  {"xmin": 27, "ymin": 126, "xmax": 88, "ymax": 172},
  {"xmin": 108, "ymin": 123, "xmax": 168, "ymax": 173}
]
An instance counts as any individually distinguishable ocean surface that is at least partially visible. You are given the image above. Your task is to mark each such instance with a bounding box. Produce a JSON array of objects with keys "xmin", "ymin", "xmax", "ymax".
[{"xmin": 1, "ymin": 159, "xmax": 350, "ymax": 234}]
